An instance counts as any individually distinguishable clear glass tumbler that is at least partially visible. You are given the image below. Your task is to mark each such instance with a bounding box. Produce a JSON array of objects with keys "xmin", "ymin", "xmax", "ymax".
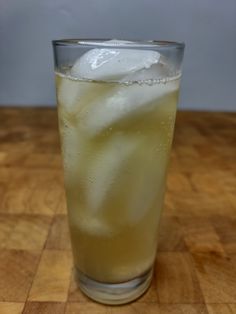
[{"xmin": 53, "ymin": 39, "xmax": 184, "ymax": 304}]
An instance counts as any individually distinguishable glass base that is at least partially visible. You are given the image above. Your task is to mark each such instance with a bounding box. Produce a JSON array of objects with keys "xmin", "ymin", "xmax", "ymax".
[{"xmin": 75, "ymin": 268, "xmax": 153, "ymax": 305}]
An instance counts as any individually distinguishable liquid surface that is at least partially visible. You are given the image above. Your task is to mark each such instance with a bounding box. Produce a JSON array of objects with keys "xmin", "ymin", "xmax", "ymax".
[{"xmin": 56, "ymin": 74, "xmax": 179, "ymax": 283}]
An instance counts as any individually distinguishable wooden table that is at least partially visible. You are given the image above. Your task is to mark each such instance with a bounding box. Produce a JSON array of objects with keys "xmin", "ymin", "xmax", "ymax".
[{"xmin": 0, "ymin": 108, "xmax": 235, "ymax": 314}]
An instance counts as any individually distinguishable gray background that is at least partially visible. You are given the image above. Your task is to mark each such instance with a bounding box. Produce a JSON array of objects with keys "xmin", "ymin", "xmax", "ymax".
[{"xmin": 0, "ymin": 0, "xmax": 236, "ymax": 111}]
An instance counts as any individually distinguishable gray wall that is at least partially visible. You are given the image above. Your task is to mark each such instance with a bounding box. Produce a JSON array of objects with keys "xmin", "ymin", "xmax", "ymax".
[{"xmin": 0, "ymin": 0, "xmax": 236, "ymax": 111}]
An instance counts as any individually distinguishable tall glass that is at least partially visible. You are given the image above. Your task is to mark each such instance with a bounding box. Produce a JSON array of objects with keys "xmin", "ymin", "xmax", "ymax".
[{"xmin": 53, "ymin": 39, "xmax": 184, "ymax": 304}]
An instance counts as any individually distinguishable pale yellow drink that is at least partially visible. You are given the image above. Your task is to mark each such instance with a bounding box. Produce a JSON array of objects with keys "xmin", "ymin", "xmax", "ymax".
[{"xmin": 56, "ymin": 74, "xmax": 179, "ymax": 283}]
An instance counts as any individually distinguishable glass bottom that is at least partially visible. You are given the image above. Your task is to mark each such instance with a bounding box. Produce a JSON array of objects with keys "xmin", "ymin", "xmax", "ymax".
[{"xmin": 75, "ymin": 267, "xmax": 153, "ymax": 305}]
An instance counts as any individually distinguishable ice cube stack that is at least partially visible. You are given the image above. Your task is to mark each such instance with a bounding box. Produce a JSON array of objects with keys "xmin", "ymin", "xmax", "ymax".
[
  {"xmin": 58, "ymin": 40, "xmax": 179, "ymax": 232},
  {"xmin": 59, "ymin": 40, "xmax": 178, "ymax": 135}
]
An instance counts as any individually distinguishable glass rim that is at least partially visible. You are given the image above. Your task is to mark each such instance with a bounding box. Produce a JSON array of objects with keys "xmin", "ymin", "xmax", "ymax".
[{"xmin": 52, "ymin": 38, "xmax": 185, "ymax": 49}]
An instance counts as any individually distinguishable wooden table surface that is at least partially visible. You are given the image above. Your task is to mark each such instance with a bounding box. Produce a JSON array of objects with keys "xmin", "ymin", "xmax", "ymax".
[{"xmin": 0, "ymin": 108, "xmax": 236, "ymax": 314}]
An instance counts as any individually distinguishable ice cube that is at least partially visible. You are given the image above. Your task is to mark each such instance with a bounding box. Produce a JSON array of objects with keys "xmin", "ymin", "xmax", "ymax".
[
  {"xmin": 121, "ymin": 57, "xmax": 174, "ymax": 83},
  {"xmin": 69, "ymin": 209, "xmax": 114, "ymax": 236},
  {"xmin": 71, "ymin": 40, "xmax": 160, "ymax": 81},
  {"xmin": 81, "ymin": 79, "xmax": 179, "ymax": 136},
  {"xmin": 86, "ymin": 133, "xmax": 140, "ymax": 213},
  {"xmin": 58, "ymin": 77, "xmax": 91, "ymax": 113},
  {"xmin": 76, "ymin": 213, "xmax": 114, "ymax": 236}
]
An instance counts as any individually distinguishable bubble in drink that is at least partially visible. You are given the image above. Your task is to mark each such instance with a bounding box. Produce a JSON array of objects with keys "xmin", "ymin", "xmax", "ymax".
[{"xmin": 56, "ymin": 41, "xmax": 180, "ymax": 283}]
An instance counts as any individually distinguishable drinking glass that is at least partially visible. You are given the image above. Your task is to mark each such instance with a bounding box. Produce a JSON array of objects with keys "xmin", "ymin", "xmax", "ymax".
[{"xmin": 53, "ymin": 39, "xmax": 184, "ymax": 304}]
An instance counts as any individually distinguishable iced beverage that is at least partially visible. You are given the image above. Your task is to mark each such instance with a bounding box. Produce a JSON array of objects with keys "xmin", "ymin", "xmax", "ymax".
[{"xmin": 53, "ymin": 39, "xmax": 184, "ymax": 304}]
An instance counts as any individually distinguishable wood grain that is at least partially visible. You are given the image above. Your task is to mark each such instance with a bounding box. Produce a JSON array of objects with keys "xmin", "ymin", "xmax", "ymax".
[
  {"xmin": 193, "ymin": 253, "xmax": 236, "ymax": 303},
  {"xmin": 0, "ymin": 215, "xmax": 16, "ymax": 248},
  {"xmin": 212, "ymin": 216, "xmax": 236, "ymax": 254},
  {"xmin": 158, "ymin": 304, "xmax": 209, "ymax": 314},
  {"xmin": 23, "ymin": 302, "xmax": 65, "ymax": 314},
  {"xmin": 65, "ymin": 303, "xmax": 109, "ymax": 314},
  {"xmin": 4, "ymin": 215, "xmax": 52, "ymax": 250},
  {"xmin": 0, "ymin": 250, "xmax": 40, "ymax": 302},
  {"xmin": 0, "ymin": 108, "xmax": 235, "ymax": 312},
  {"xmin": 65, "ymin": 303, "xmax": 209, "ymax": 314},
  {"xmin": 182, "ymin": 217, "xmax": 225, "ymax": 255},
  {"xmin": 28, "ymin": 250, "xmax": 72, "ymax": 302},
  {"xmin": 46, "ymin": 215, "xmax": 71, "ymax": 250},
  {"xmin": 66, "ymin": 303, "xmax": 162, "ymax": 314},
  {"xmin": 158, "ymin": 215, "xmax": 187, "ymax": 252},
  {"xmin": 156, "ymin": 252, "xmax": 204, "ymax": 303},
  {"xmin": 0, "ymin": 303, "xmax": 24, "ymax": 314},
  {"xmin": 207, "ymin": 304, "xmax": 236, "ymax": 314}
]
